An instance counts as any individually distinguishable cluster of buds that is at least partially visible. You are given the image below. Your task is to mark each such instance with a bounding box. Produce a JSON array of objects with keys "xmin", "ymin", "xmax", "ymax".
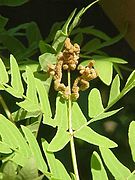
[
  {"xmin": 72, "ymin": 61, "xmax": 97, "ymax": 100},
  {"xmin": 47, "ymin": 38, "xmax": 98, "ymax": 100}
]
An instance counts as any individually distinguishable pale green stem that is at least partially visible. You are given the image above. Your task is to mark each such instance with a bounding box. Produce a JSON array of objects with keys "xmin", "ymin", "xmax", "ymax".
[
  {"xmin": 67, "ymin": 70, "xmax": 80, "ymax": 180},
  {"xmin": 0, "ymin": 95, "xmax": 14, "ymax": 123}
]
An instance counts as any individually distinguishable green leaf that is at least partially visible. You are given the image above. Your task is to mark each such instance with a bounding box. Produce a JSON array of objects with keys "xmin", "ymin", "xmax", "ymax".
[
  {"xmin": 94, "ymin": 60, "xmax": 113, "ymax": 85},
  {"xmin": 6, "ymin": 55, "xmax": 24, "ymax": 98},
  {"xmin": 35, "ymin": 79, "xmax": 52, "ymax": 120},
  {"xmin": 0, "ymin": 58, "xmax": 8, "ymax": 83},
  {"xmin": 124, "ymin": 70, "xmax": 135, "ymax": 91},
  {"xmin": 73, "ymin": 33, "xmax": 83, "ymax": 45},
  {"xmin": 12, "ymin": 108, "xmax": 40, "ymax": 122},
  {"xmin": 45, "ymin": 21, "xmax": 64, "ymax": 43},
  {"xmin": 88, "ymin": 88, "xmax": 104, "ymax": 118},
  {"xmin": 39, "ymin": 53, "xmax": 57, "ymax": 72},
  {"xmin": 72, "ymin": 102, "xmax": 87, "ymax": 130},
  {"xmin": 90, "ymin": 108, "xmax": 123, "ymax": 123},
  {"xmin": 93, "ymin": 55, "xmax": 127, "ymax": 64},
  {"xmin": 127, "ymin": 174, "xmax": 135, "ymax": 180},
  {"xmin": 81, "ymin": 38, "xmax": 101, "ymax": 53},
  {"xmin": 0, "ymin": 114, "xmax": 30, "ymax": 162},
  {"xmin": 62, "ymin": 9, "xmax": 76, "ymax": 35},
  {"xmin": 24, "ymin": 66, "xmax": 39, "ymax": 107},
  {"xmin": 42, "ymin": 140, "xmax": 71, "ymax": 180},
  {"xmin": 26, "ymin": 22, "xmax": 42, "ymax": 47},
  {"xmin": 21, "ymin": 126, "xmax": 48, "ymax": 173},
  {"xmin": 39, "ymin": 41, "xmax": 56, "ymax": 54},
  {"xmin": 2, "ymin": 161, "xmax": 17, "ymax": 180},
  {"xmin": 129, "ymin": 121, "xmax": 135, "ymax": 162},
  {"xmin": 53, "ymin": 96, "xmax": 68, "ymax": 129},
  {"xmin": 74, "ymin": 126, "xmax": 117, "ymax": 148},
  {"xmin": 0, "ymin": 15, "xmax": 8, "ymax": 31},
  {"xmin": 108, "ymin": 75, "xmax": 120, "ymax": 106},
  {"xmin": 0, "ymin": 141, "xmax": 12, "ymax": 154},
  {"xmin": 0, "ymin": 35, "xmax": 26, "ymax": 58},
  {"xmin": 91, "ymin": 151, "xmax": 108, "ymax": 180},
  {"xmin": 16, "ymin": 157, "xmax": 39, "ymax": 180},
  {"xmin": 52, "ymin": 30, "xmax": 67, "ymax": 53},
  {"xmin": 0, "ymin": 0, "xmax": 28, "ymax": 6},
  {"xmin": 69, "ymin": 0, "xmax": 99, "ymax": 33},
  {"xmin": 17, "ymin": 99, "xmax": 40, "ymax": 112},
  {"xmin": 48, "ymin": 128, "xmax": 70, "ymax": 152},
  {"xmin": 100, "ymin": 147, "xmax": 131, "ymax": 180}
]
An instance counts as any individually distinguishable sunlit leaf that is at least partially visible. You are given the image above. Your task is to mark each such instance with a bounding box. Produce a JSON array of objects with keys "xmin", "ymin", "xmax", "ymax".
[
  {"xmin": 72, "ymin": 102, "xmax": 87, "ymax": 130},
  {"xmin": 100, "ymin": 147, "xmax": 131, "ymax": 180},
  {"xmin": 21, "ymin": 126, "xmax": 48, "ymax": 173},
  {"xmin": 25, "ymin": 66, "xmax": 39, "ymax": 105},
  {"xmin": 42, "ymin": 140, "xmax": 71, "ymax": 180},
  {"xmin": 74, "ymin": 126, "xmax": 117, "ymax": 148},
  {"xmin": 39, "ymin": 53, "xmax": 57, "ymax": 72},
  {"xmin": 2, "ymin": 161, "xmax": 17, "ymax": 180},
  {"xmin": 94, "ymin": 60, "xmax": 113, "ymax": 85},
  {"xmin": 52, "ymin": 30, "xmax": 67, "ymax": 53},
  {"xmin": 108, "ymin": 75, "xmax": 120, "ymax": 106},
  {"xmin": 91, "ymin": 151, "xmax": 108, "ymax": 180},
  {"xmin": 17, "ymin": 99, "xmax": 40, "ymax": 112},
  {"xmin": 48, "ymin": 128, "xmax": 70, "ymax": 152},
  {"xmin": 53, "ymin": 96, "xmax": 68, "ymax": 129},
  {"xmin": 90, "ymin": 107, "xmax": 123, "ymax": 123},
  {"xmin": 7, "ymin": 55, "xmax": 24, "ymax": 98},
  {"xmin": 129, "ymin": 121, "xmax": 135, "ymax": 162},
  {"xmin": 12, "ymin": 108, "xmax": 40, "ymax": 121},
  {"xmin": 0, "ymin": 114, "xmax": 30, "ymax": 159},
  {"xmin": 0, "ymin": 141, "xmax": 12, "ymax": 154},
  {"xmin": 35, "ymin": 79, "xmax": 52, "ymax": 120},
  {"xmin": 93, "ymin": 55, "xmax": 127, "ymax": 64},
  {"xmin": 16, "ymin": 157, "xmax": 39, "ymax": 180},
  {"xmin": 0, "ymin": 58, "xmax": 8, "ymax": 83},
  {"xmin": 88, "ymin": 88, "xmax": 104, "ymax": 118}
]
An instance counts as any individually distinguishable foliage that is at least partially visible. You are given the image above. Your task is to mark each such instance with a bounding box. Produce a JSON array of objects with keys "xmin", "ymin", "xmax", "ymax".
[{"xmin": 0, "ymin": 0, "xmax": 135, "ymax": 180}]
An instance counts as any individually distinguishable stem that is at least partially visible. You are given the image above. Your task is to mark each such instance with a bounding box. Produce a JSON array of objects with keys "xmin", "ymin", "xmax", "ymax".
[
  {"xmin": 0, "ymin": 95, "xmax": 15, "ymax": 124},
  {"xmin": 67, "ymin": 70, "xmax": 80, "ymax": 180}
]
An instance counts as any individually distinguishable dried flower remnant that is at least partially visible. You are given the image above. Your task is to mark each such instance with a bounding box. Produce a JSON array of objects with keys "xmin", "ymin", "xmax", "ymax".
[{"xmin": 47, "ymin": 38, "xmax": 97, "ymax": 100}]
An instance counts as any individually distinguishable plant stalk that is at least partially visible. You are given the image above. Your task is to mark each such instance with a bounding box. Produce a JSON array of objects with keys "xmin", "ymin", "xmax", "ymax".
[
  {"xmin": 0, "ymin": 95, "xmax": 14, "ymax": 124},
  {"xmin": 67, "ymin": 70, "xmax": 80, "ymax": 180}
]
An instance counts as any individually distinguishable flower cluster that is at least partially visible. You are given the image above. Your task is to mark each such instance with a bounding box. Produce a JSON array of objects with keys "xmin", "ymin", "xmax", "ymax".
[{"xmin": 47, "ymin": 38, "xmax": 97, "ymax": 100}]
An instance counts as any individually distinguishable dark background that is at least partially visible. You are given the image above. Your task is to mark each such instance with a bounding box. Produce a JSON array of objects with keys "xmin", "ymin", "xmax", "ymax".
[{"xmin": 1, "ymin": 0, "xmax": 135, "ymax": 179}]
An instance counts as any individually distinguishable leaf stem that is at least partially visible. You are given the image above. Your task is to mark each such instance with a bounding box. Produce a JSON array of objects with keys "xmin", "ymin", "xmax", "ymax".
[
  {"xmin": 67, "ymin": 70, "xmax": 80, "ymax": 180},
  {"xmin": 0, "ymin": 95, "xmax": 15, "ymax": 124}
]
